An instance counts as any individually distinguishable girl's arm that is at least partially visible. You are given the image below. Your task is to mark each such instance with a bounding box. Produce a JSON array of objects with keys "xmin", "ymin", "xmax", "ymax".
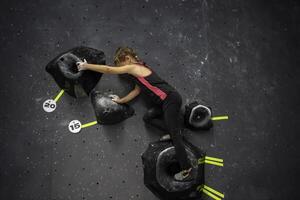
[
  {"xmin": 116, "ymin": 84, "xmax": 141, "ymax": 103},
  {"xmin": 78, "ymin": 60, "xmax": 134, "ymax": 74}
]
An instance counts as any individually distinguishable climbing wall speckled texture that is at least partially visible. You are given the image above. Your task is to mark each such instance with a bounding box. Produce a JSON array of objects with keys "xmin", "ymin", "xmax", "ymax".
[{"xmin": 0, "ymin": 0, "xmax": 299, "ymax": 199}]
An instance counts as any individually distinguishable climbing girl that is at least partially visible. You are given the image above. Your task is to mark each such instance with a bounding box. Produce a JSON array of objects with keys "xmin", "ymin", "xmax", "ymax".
[{"xmin": 76, "ymin": 47, "xmax": 192, "ymax": 181}]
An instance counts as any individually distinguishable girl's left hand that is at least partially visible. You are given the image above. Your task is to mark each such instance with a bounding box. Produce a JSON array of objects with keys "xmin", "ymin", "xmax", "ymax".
[
  {"xmin": 76, "ymin": 59, "xmax": 88, "ymax": 71},
  {"xmin": 109, "ymin": 94, "xmax": 122, "ymax": 103}
]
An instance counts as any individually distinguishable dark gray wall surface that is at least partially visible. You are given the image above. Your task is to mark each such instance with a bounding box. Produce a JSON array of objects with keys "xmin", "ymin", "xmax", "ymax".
[{"xmin": 0, "ymin": 0, "xmax": 299, "ymax": 199}]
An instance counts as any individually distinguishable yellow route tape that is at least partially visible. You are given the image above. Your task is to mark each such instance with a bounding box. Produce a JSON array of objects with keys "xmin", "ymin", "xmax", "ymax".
[
  {"xmin": 203, "ymin": 185, "xmax": 225, "ymax": 198},
  {"xmin": 54, "ymin": 89, "xmax": 65, "ymax": 102},
  {"xmin": 81, "ymin": 121, "xmax": 98, "ymax": 128},
  {"xmin": 197, "ymin": 185, "xmax": 224, "ymax": 199},
  {"xmin": 204, "ymin": 160, "xmax": 224, "ymax": 167},
  {"xmin": 202, "ymin": 188, "xmax": 222, "ymax": 200},
  {"xmin": 198, "ymin": 159, "xmax": 223, "ymax": 167},
  {"xmin": 205, "ymin": 156, "xmax": 224, "ymax": 163},
  {"xmin": 211, "ymin": 116, "xmax": 229, "ymax": 121}
]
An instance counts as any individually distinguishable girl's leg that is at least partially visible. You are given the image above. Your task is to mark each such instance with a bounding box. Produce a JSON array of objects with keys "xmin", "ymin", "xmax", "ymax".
[
  {"xmin": 143, "ymin": 106, "xmax": 168, "ymax": 132},
  {"xmin": 163, "ymin": 93, "xmax": 191, "ymax": 170}
]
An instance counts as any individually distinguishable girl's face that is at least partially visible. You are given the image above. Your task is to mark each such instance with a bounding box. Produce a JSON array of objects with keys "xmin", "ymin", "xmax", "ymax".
[{"xmin": 118, "ymin": 55, "xmax": 136, "ymax": 66}]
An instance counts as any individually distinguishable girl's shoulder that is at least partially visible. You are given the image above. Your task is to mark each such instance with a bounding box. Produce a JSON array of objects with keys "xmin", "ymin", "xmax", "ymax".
[{"xmin": 130, "ymin": 61, "xmax": 153, "ymax": 77}]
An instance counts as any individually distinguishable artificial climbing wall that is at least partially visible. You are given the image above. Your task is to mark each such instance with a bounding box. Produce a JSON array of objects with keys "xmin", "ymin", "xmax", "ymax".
[{"xmin": 0, "ymin": 0, "xmax": 299, "ymax": 199}]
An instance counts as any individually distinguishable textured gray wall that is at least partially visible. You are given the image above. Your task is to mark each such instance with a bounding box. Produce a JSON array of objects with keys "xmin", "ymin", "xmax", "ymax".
[{"xmin": 0, "ymin": 0, "xmax": 299, "ymax": 199}]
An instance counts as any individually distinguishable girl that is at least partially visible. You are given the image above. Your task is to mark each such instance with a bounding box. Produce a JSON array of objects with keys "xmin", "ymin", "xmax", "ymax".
[{"xmin": 76, "ymin": 47, "xmax": 192, "ymax": 181}]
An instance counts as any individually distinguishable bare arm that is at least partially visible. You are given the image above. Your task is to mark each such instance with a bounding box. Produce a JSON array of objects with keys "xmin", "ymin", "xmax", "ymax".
[
  {"xmin": 83, "ymin": 63, "xmax": 134, "ymax": 74},
  {"xmin": 117, "ymin": 84, "xmax": 141, "ymax": 103}
]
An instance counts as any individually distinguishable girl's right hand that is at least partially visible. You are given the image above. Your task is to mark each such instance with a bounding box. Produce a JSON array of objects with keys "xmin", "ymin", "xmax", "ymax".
[{"xmin": 76, "ymin": 59, "xmax": 88, "ymax": 71}]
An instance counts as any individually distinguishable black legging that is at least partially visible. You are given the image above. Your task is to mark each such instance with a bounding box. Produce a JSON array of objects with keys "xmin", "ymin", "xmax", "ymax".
[{"xmin": 143, "ymin": 91, "xmax": 191, "ymax": 170}]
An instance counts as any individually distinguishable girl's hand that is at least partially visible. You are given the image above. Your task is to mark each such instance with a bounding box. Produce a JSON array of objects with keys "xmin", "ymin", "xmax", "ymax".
[
  {"xmin": 76, "ymin": 59, "xmax": 88, "ymax": 71},
  {"xmin": 108, "ymin": 94, "xmax": 123, "ymax": 103}
]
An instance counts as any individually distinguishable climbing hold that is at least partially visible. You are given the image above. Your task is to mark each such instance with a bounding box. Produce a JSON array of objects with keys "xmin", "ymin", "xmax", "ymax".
[
  {"xmin": 45, "ymin": 46, "xmax": 105, "ymax": 98},
  {"xmin": 91, "ymin": 91, "xmax": 135, "ymax": 125},
  {"xmin": 142, "ymin": 139, "xmax": 205, "ymax": 200},
  {"xmin": 184, "ymin": 101, "xmax": 213, "ymax": 130}
]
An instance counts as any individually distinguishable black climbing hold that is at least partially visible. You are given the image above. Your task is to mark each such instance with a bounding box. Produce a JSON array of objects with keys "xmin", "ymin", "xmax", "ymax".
[
  {"xmin": 45, "ymin": 46, "xmax": 105, "ymax": 98},
  {"xmin": 142, "ymin": 139, "xmax": 205, "ymax": 200},
  {"xmin": 184, "ymin": 101, "xmax": 213, "ymax": 130},
  {"xmin": 91, "ymin": 91, "xmax": 135, "ymax": 125}
]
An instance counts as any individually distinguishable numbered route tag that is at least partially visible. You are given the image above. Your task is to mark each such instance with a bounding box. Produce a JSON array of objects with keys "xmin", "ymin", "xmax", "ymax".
[
  {"xmin": 68, "ymin": 120, "xmax": 82, "ymax": 133},
  {"xmin": 43, "ymin": 99, "xmax": 57, "ymax": 112}
]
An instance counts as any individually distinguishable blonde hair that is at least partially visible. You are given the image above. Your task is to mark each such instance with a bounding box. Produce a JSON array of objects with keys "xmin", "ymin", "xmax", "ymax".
[{"xmin": 113, "ymin": 46, "xmax": 140, "ymax": 66}]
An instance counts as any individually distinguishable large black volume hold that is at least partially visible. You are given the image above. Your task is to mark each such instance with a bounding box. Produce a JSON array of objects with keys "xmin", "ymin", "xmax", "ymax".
[
  {"xmin": 46, "ymin": 46, "xmax": 105, "ymax": 98},
  {"xmin": 91, "ymin": 91, "xmax": 135, "ymax": 125}
]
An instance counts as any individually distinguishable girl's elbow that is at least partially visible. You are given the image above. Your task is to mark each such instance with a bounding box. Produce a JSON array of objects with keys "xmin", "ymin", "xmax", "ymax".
[{"xmin": 136, "ymin": 88, "xmax": 141, "ymax": 94}]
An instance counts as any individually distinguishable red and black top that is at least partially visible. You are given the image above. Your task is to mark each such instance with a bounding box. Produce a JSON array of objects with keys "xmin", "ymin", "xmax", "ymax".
[{"xmin": 129, "ymin": 61, "xmax": 177, "ymax": 105}]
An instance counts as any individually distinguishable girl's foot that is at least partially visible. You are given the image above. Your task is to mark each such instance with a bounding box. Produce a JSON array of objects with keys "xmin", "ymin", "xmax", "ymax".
[
  {"xmin": 159, "ymin": 134, "xmax": 171, "ymax": 141},
  {"xmin": 174, "ymin": 168, "xmax": 193, "ymax": 181}
]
